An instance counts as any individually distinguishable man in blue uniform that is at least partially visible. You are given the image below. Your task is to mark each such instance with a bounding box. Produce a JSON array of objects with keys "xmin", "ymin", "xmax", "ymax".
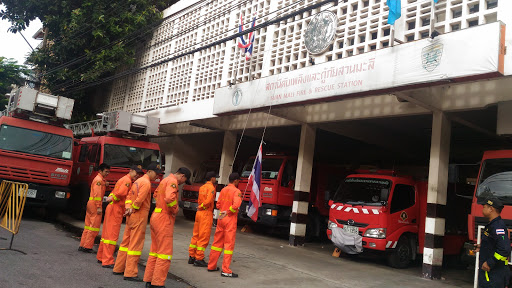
[{"xmin": 477, "ymin": 197, "xmax": 511, "ymax": 288}]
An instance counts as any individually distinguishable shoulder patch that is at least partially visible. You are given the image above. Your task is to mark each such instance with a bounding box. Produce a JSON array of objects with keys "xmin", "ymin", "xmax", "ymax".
[
  {"xmin": 211, "ymin": 190, "xmax": 215, "ymax": 195},
  {"xmin": 171, "ymin": 183, "xmax": 177, "ymax": 188},
  {"xmin": 125, "ymin": 183, "xmax": 130, "ymax": 187},
  {"xmin": 238, "ymin": 192, "xmax": 242, "ymax": 197},
  {"xmin": 96, "ymin": 182, "xmax": 101, "ymax": 186}
]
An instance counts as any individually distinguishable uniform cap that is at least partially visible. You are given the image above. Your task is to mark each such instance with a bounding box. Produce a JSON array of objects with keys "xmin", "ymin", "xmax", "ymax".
[
  {"xmin": 205, "ymin": 171, "xmax": 219, "ymax": 181},
  {"xmin": 177, "ymin": 167, "xmax": 192, "ymax": 185},
  {"xmin": 131, "ymin": 165, "xmax": 143, "ymax": 174},
  {"xmin": 147, "ymin": 162, "xmax": 163, "ymax": 175},
  {"xmin": 483, "ymin": 197, "xmax": 504, "ymax": 210},
  {"xmin": 229, "ymin": 172, "xmax": 240, "ymax": 182}
]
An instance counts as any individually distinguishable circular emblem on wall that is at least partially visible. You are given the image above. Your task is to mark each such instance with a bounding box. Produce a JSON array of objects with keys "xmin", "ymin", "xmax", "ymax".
[
  {"xmin": 232, "ymin": 88, "xmax": 242, "ymax": 106},
  {"xmin": 304, "ymin": 11, "xmax": 337, "ymax": 55}
]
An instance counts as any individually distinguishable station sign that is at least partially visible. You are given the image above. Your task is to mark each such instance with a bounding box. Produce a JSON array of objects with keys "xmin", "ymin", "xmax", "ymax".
[{"xmin": 213, "ymin": 22, "xmax": 506, "ymax": 115}]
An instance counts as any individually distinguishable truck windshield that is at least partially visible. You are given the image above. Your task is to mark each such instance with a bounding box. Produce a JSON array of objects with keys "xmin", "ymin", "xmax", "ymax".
[
  {"xmin": 193, "ymin": 162, "xmax": 220, "ymax": 183},
  {"xmin": 103, "ymin": 144, "xmax": 160, "ymax": 168},
  {"xmin": 0, "ymin": 124, "xmax": 72, "ymax": 160},
  {"xmin": 333, "ymin": 178, "xmax": 392, "ymax": 206},
  {"xmin": 476, "ymin": 158, "xmax": 512, "ymax": 205},
  {"xmin": 241, "ymin": 158, "xmax": 283, "ymax": 180}
]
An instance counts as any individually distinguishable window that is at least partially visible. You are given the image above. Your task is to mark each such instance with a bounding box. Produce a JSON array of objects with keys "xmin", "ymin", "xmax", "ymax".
[
  {"xmin": 281, "ymin": 159, "xmax": 297, "ymax": 187},
  {"xmin": 88, "ymin": 144, "xmax": 100, "ymax": 164},
  {"xmin": 103, "ymin": 144, "xmax": 160, "ymax": 168},
  {"xmin": 390, "ymin": 184, "xmax": 415, "ymax": 214},
  {"xmin": 78, "ymin": 145, "xmax": 89, "ymax": 162},
  {"xmin": 0, "ymin": 125, "xmax": 72, "ymax": 160}
]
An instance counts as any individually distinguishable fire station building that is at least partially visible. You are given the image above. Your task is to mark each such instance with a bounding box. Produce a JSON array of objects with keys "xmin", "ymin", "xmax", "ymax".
[{"xmin": 97, "ymin": 0, "xmax": 512, "ymax": 279}]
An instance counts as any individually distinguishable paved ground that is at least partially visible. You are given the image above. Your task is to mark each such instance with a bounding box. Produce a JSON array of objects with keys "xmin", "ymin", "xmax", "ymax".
[
  {"xmin": 0, "ymin": 215, "xmax": 190, "ymax": 288},
  {"xmin": 54, "ymin": 211, "xmax": 475, "ymax": 288}
]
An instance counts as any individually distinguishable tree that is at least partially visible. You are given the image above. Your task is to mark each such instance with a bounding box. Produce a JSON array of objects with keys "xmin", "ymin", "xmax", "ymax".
[
  {"xmin": 0, "ymin": 0, "xmax": 178, "ymax": 117},
  {"xmin": 0, "ymin": 57, "xmax": 30, "ymax": 110}
]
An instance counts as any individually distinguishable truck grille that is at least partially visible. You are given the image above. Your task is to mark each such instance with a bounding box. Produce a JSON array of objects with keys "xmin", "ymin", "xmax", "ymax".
[
  {"xmin": 0, "ymin": 165, "xmax": 50, "ymax": 183},
  {"xmin": 336, "ymin": 219, "xmax": 369, "ymax": 228}
]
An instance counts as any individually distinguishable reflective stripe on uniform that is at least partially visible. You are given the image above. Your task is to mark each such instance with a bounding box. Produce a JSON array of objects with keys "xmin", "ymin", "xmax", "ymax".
[
  {"xmin": 224, "ymin": 250, "xmax": 233, "ymax": 255},
  {"xmin": 112, "ymin": 194, "xmax": 120, "ymax": 201},
  {"xmin": 89, "ymin": 197, "xmax": 102, "ymax": 201},
  {"xmin": 132, "ymin": 204, "xmax": 140, "ymax": 210},
  {"xmin": 229, "ymin": 206, "xmax": 236, "ymax": 213},
  {"xmin": 125, "ymin": 200, "xmax": 132, "ymax": 204},
  {"xmin": 119, "ymin": 246, "xmax": 128, "ymax": 252},
  {"xmin": 109, "ymin": 202, "xmax": 113, "ymax": 205},
  {"xmin": 156, "ymin": 253, "xmax": 172, "ymax": 260},
  {"xmin": 149, "ymin": 252, "xmax": 157, "ymax": 257},
  {"xmin": 189, "ymin": 244, "xmax": 197, "ymax": 248},
  {"xmin": 486, "ymin": 271, "xmax": 490, "ymax": 281},
  {"xmin": 127, "ymin": 250, "xmax": 142, "ymax": 256},
  {"xmin": 154, "ymin": 208, "xmax": 162, "ymax": 213},
  {"xmin": 167, "ymin": 200, "xmax": 177, "ymax": 208},
  {"xmin": 101, "ymin": 238, "xmax": 116, "ymax": 245},
  {"xmin": 197, "ymin": 247, "xmax": 206, "ymax": 251},
  {"xmin": 211, "ymin": 246, "xmax": 223, "ymax": 252},
  {"xmin": 84, "ymin": 225, "xmax": 100, "ymax": 232},
  {"xmin": 494, "ymin": 252, "xmax": 509, "ymax": 264}
]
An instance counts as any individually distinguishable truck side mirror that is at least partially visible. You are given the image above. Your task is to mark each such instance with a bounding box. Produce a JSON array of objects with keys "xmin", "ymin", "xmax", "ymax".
[
  {"xmin": 324, "ymin": 190, "xmax": 331, "ymax": 202},
  {"xmin": 380, "ymin": 189, "xmax": 389, "ymax": 201},
  {"xmin": 328, "ymin": 199, "xmax": 334, "ymax": 207}
]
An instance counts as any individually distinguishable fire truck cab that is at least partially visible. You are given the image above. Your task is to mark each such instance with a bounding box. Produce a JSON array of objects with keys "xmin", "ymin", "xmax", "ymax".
[
  {"xmin": 67, "ymin": 111, "xmax": 162, "ymax": 218},
  {"xmin": 328, "ymin": 170, "xmax": 468, "ymax": 268},
  {"xmin": 0, "ymin": 87, "xmax": 75, "ymax": 217},
  {"xmin": 465, "ymin": 150, "xmax": 512, "ymax": 264}
]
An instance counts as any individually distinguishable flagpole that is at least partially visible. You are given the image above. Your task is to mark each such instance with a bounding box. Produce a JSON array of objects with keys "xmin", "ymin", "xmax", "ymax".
[
  {"xmin": 429, "ymin": 0, "xmax": 436, "ymax": 37},
  {"xmin": 390, "ymin": 25, "xmax": 395, "ymax": 47}
]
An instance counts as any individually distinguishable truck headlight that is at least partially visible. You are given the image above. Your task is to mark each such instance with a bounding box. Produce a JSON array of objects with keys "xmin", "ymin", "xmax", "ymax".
[
  {"xmin": 363, "ymin": 228, "xmax": 386, "ymax": 239},
  {"xmin": 55, "ymin": 191, "xmax": 66, "ymax": 199},
  {"xmin": 265, "ymin": 209, "xmax": 277, "ymax": 216},
  {"xmin": 328, "ymin": 220, "xmax": 338, "ymax": 229}
]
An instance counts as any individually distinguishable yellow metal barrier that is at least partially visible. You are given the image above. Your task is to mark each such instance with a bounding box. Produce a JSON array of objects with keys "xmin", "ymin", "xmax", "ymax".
[{"xmin": 0, "ymin": 180, "xmax": 29, "ymax": 254}]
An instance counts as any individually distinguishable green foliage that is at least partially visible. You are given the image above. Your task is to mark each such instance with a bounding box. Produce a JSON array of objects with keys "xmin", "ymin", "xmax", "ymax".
[
  {"xmin": 0, "ymin": 0, "xmax": 177, "ymax": 116},
  {"xmin": 0, "ymin": 57, "xmax": 30, "ymax": 110}
]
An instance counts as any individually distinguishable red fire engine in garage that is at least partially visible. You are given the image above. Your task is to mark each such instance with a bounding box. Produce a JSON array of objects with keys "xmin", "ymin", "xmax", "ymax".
[
  {"xmin": 327, "ymin": 170, "xmax": 471, "ymax": 268},
  {"xmin": 237, "ymin": 154, "xmax": 349, "ymax": 240},
  {"xmin": 0, "ymin": 87, "xmax": 74, "ymax": 218},
  {"xmin": 465, "ymin": 150, "xmax": 512, "ymax": 263},
  {"xmin": 67, "ymin": 111, "xmax": 162, "ymax": 218},
  {"xmin": 180, "ymin": 159, "xmax": 220, "ymax": 220}
]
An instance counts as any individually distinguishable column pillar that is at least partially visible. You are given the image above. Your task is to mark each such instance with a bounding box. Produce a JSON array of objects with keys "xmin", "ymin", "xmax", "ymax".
[
  {"xmin": 289, "ymin": 124, "xmax": 316, "ymax": 246},
  {"xmin": 422, "ymin": 111, "xmax": 451, "ymax": 279},
  {"xmin": 214, "ymin": 131, "xmax": 237, "ymax": 221}
]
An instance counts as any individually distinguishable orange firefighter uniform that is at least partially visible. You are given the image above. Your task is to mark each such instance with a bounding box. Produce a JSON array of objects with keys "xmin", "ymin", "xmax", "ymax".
[
  {"xmin": 207, "ymin": 184, "xmax": 242, "ymax": 273},
  {"xmin": 189, "ymin": 181, "xmax": 215, "ymax": 260},
  {"xmin": 96, "ymin": 174, "xmax": 132, "ymax": 265},
  {"xmin": 112, "ymin": 174, "xmax": 152, "ymax": 277},
  {"xmin": 143, "ymin": 174, "xmax": 180, "ymax": 286},
  {"xmin": 79, "ymin": 173, "xmax": 106, "ymax": 249}
]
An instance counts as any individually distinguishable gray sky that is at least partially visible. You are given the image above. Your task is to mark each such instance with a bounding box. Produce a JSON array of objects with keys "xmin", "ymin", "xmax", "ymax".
[{"xmin": 0, "ymin": 5, "xmax": 42, "ymax": 65}]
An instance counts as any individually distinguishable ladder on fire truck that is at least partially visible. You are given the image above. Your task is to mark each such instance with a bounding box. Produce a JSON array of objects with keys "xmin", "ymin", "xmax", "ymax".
[{"xmin": 66, "ymin": 111, "xmax": 159, "ymax": 137}]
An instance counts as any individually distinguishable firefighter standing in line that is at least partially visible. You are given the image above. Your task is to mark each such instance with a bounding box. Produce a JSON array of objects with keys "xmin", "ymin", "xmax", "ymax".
[
  {"xmin": 96, "ymin": 165, "xmax": 143, "ymax": 268},
  {"xmin": 188, "ymin": 171, "xmax": 218, "ymax": 267},
  {"xmin": 112, "ymin": 162, "xmax": 162, "ymax": 282},
  {"xmin": 79, "ymin": 163, "xmax": 110, "ymax": 253},
  {"xmin": 476, "ymin": 197, "xmax": 511, "ymax": 288},
  {"xmin": 143, "ymin": 167, "xmax": 191, "ymax": 288},
  {"xmin": 207, "ymin": 172, "xmax": 242, "ymax": 278}
]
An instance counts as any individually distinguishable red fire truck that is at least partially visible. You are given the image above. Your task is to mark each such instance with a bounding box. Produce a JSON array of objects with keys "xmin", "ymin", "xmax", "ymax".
[
  {"xmin": 0, "ymin": 87, "xmax": 75, "ymax": 218},
  {"xmin": 236, "ymin": 154, "xmax": 349, "ymax": 239},
  {"xmin": 327, "ymin": 170, "xmax": 471, "ymax": 268},
  {"xmin": 464, "ymin": 150, "xmax": 512, "ymax": 263},
  {"xmin": 180, "ymin": 159, "xmax": 220, "ymax": 220},
  {"xmin": 67, "ymin": 111, "xmax": 162, "ymax": 218}
]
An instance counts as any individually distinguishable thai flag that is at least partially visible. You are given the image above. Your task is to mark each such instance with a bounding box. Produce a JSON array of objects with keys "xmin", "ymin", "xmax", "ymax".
[
  {"xmin": 496, "ymin": 229, "xmax": 506, "ymax": 235},
  {"xmin": 237, "ymin": 14, "xmax": 256, "ymax": 61},
  {"xmin": 247, "ymin": 143, "xmax": 262, "ymax": 222}
]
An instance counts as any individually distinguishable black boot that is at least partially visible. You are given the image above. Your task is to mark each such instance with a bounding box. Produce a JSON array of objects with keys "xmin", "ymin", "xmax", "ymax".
[
  {"xmin": 194, "ymin": 259, "xmax": 208, "ymax": 267},
  {"xmin": 188, "ymin": 256, "xmax": 195, "ymax": 264}
]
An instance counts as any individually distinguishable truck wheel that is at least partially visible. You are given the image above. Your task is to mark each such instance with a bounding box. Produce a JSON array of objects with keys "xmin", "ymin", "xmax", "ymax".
[
  {"xmin": 387, "ymin": 236, "xmax": 412, "ymax": 269},
  {"xmin": 183, "ymin": 209, "xmax": 196, "ymax": 221}
]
